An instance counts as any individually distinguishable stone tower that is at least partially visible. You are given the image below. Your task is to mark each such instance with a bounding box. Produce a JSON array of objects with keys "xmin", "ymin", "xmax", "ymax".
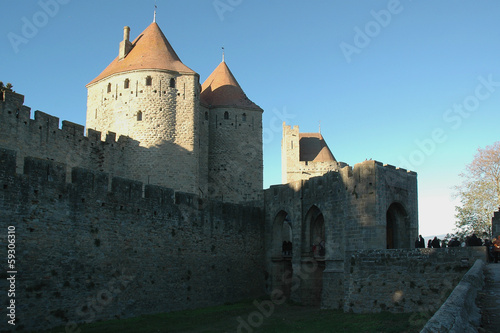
[
  {"xmin": 86, "ymin": 22, "xmax": 205, "ymax": 195},
  {"xmin": 282, "ymin": 122, "xmax": 339, "ymax": 184},
  {"xmin": 200, "ymin": 60, "xmax": 263, "ymax": 203}
]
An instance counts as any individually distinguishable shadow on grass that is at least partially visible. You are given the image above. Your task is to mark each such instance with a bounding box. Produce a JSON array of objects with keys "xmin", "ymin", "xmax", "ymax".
[{"xmin": 40, "ymin": 298, "xmax": 427, "ymax": 333}]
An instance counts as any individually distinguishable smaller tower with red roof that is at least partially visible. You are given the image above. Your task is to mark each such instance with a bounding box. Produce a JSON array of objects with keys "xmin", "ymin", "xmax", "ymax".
[
  {"xmin": 200, "ymin": 59, "xmax": 263, "ymax": 203},
  {"xmin": 282, "ymin": 122, "xmax": 339, "ymax": 184}
]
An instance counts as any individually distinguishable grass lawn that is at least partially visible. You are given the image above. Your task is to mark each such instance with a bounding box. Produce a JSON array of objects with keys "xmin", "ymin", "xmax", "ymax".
[{"xmin": 42, "ymin": 299, "xmax": 429, "ymax": 333}]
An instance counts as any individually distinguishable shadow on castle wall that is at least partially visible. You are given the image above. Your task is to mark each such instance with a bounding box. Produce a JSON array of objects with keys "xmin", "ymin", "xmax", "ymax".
[{"xmin": 0, "ymin": 146, "xmax": 264, "ymax": 331}]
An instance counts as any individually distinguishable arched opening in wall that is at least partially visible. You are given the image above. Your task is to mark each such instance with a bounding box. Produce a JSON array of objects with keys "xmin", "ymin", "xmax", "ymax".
[
  {"xmin": 146, "ymin": 76, "xmax": 152, "ymax": 86},
  {"xmin": 204, "ymin": 112, "xmax": 209, "ymax": 121},
  {"xmin": 386, "ymin": 202, "xmax": 409, "ymax": 249},
  {"xmin": 124, "ymin": 79, "xmax": 130, "ymax": 89},
  {"xmin": 137, "ymin": 111, "xmax": 142, "ymax": 121},
  {"xmin": 242, "ymin": 113, "xmax": 247, "ymax": 122},
  {"xmin": 107, "ymin": 83, "xmax": 111, "ymax": 93},
  {"xmin": 302, "ymin": 205, "xmax": 325, "ymax": 256},
  {"xmin": 224, "ymin": 111, "xmax": 229, "ymax": 120},
  {"xmin": 301, "ymin": 205, "xmax": 326, "ymax": 306},
  {"xmin": 311, "ymin": 214, "xmax": 325, "ymax": 258},
  {"xmin": 282, "ymin": 219, "xmax": 293, "ymax": 257},
  {"xmin": 271, "ymin": 210, "xmax": 293, "ymax": 299},
  {"xmin": 169, "ymin": 78, "xmax": 176, "ymax": 88},
  {"xmin": 272, "ymin": 211, "xmax": 293, "ymax": 258}
]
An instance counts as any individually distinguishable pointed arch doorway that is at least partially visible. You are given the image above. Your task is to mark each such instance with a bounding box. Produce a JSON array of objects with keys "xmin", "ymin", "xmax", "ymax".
[
  {"xmin": 386, "ymin": 202, "xmax": 410, "ymax": 249},
  {"xmin": 300, "ymin": 205, "xmax": 325, "ymax": 306},
  {"xmin": 271, "ymin": 210, "xmax": 294, "ymax": 299}
]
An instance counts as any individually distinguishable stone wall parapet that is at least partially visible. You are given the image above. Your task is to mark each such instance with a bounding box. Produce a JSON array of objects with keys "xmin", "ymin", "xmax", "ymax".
[
  {"xmin": 344, "ymin": 248, "xmax": 487, "ymax": 314},
  {"xmin": 420, "ymin": 259, "xmax": 485, "ymax": 333},
  {"xmin": 0, "ymin": 92, "xmax": 121, "ymax": 147}
]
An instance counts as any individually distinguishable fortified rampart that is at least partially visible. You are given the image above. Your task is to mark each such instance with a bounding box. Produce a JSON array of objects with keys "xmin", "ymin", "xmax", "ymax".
[
  {"xmin": 0, "ymin": 147, "xmax": 264, "ymax": 332},
  {"xmin": 264, "ymin": 160, "xmax": 418, "ymax": 308},
  {"xmin": 0, "ymin": 17, "xmax": 443, "ymax": 332},
  {"xmin": 0, "ymin": 83, "xmax": 480, "ymax": 330}
]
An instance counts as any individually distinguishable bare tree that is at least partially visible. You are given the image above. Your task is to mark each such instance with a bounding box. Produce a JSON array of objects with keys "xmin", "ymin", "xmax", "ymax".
[{"xmin": 453, "ymin": 141, "xmax": 500, "ymax": 237}]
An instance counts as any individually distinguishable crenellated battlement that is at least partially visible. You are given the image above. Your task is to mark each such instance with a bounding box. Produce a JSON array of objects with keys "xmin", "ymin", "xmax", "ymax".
[
  {"xmin": 0, "ymin": 91, "xmax": 177, "ymax": 188},
  {"xmin": 0, "ymin": 147, "xmax": 260, "ymax": 221},
  {"xmin": 381, "ymin": 162, "xmax": 416, "ymax": 176},
  {"xmin": 268, "ymin": 158, "xmax": 417, "ymax": 202},
  {"xmin": 0, "ymin": 90, "xmax": 122, "ymax": 147}
]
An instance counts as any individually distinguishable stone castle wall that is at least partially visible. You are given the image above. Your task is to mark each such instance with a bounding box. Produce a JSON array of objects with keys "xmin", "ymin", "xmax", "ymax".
[
  {"xmin": 0, "ymin": 148, "xmax": 264, "ymax": 332},
  {"xmin": 344, "ymin": 247, "xmax": 487, "ymax": 314},
  {"xmin": 86, "ymin": 70, "xmax": 204, "ymax": 195}
]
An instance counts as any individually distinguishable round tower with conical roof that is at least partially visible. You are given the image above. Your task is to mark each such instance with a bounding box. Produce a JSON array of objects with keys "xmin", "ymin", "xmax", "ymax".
[
  {"xmin": 200, "ymin": 60, "xmax": 263, "ymax": 203},
  {"xmin": 86, "ymin": 22, "xmax": 204, "ymax": 194}
]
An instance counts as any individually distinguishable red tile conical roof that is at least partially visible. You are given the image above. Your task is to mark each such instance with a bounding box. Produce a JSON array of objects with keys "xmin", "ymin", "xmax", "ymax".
[
  {"xmin": 87, "ymin": 22, "xmax": 195, "ymax": 86},
  {"xmin": 299, "ymin": 133, "xmax": 336, "ymax": 162},
  {"xmin": 200, "ymin": 61, "xmax": 262, "ymax": 111}
]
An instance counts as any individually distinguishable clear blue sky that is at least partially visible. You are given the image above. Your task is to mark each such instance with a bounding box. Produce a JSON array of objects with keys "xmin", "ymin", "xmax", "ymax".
[{"xmin": 2, "ymin": 1, "xmax": 500, "ymax": 237}]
